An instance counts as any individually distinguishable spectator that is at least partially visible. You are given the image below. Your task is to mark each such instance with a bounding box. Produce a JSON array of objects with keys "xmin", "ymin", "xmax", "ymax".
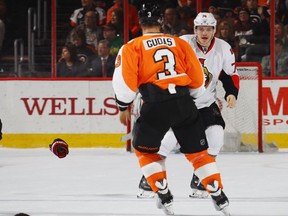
[
  {"xmin": 276, "ymin": 0, "xmax": 288, "ymax": 25},
  {"xmin": 94, "ymin": 0, "xmax": 113, "ymax": 12},
  {"xmin": 70, "ymin": 0, "xmax": 106, "ymax": 27},
  {"xmin": 234, "ymin": 7, "xmax": 269, "ymax": 62},
  {"xmin": 158, "ymin": 0, "xmax": 179, "ymax": 9},
  {"xmin": 0, "ymin": 17, "xmax": 4, "ymax": 53},
  {"xmin": 0, "ymin": 0, "xmax": 6, "ymax": 19},
  {"xmin": 209, "ymin": 8, "xmax": 224, "ymax": 26},
  {"xmin": 275, "ymin": 22, "xmax": 288, "ymax": 53},
  {"xmin": 258, "ymin": 0, "xmax": 269, "ymax": 7},
  {"xmin": 216, "ymin": 20, "xmax": 236, "ymax": 53},
  {"xmin": 208, "ymin": 6, "xmax": 234, "ymax": 28},
  {"xmin": 70, "ymin": 27, "xmax": 96, "ymax": 65},
  {"xmin": 242, "ymin": 0, "xmax": 270, "ymax": 27},
  {"xmin": 178, "ymin": 25, "xmax": 193, "ymax": 36},
  {"xmin": 102, "ymin": 23, "xmax": 124, "ymax": 56},
  {"xmin": 133, "ymin": 0, "xmax": 179, "ymax": 10},
  {"xmin": 286, "ymin": 0, "xmax": 288, "ymax": 24},
  {"xmin": 162, "ymin": 7, "xmax": 190, "ymax": 36},
  {"xmin": 178, "ymin": 0, "xmax": 191, "ymax": 6},
  {"xmin": 261, "ymin": 39, "xmax": 288, "ymax": 77},
  {"xmin": 110, "ymin": 8, "xmax": 132, "ymax": 39},
  {"xmin": 106, "ymin": 0, "xmax": 141, "ymax": 38},
  {"xmin": 178, "ymin": 0, "xmax": 211, "ymax": 10},
  {"xmin": 245, "ymin": 0, "xmax": 262, "ymax": 23},
  {"xmin": 90, "ymin": 39, "xmax": 116, "ymax": 77},
  {"xmin": 57, "ymin": 43, "xmax": 90, "ymax": 77},
  {"xmin": 177, "ymin": 5, "xmax": 196, "ymax": 30},
  {"xmin": 76, "ymin": 10, "xmax": 103, "ymax": 50},
  {"xmin": 0, "ymin": 0, "xmax": 6, "ymax": 53},
  {"xmin": 209, "ymin": 0, "xmax": 242, "ymax": 18}
]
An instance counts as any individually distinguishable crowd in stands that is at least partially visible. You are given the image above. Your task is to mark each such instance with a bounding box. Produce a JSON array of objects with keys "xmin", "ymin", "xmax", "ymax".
[
  {"xmin": 0, "ymin": 0, "xmax": 6, "ymax": 55},
  {"xmin": 55, "ymin": 0, "xmax": 288, "ymax": 78},
  {"xmin": 57, "ymin": 0, "xmax": 127, "ymax": 78},
  {"xmin": 0, "ymin": 0, "xmax": 287, "ymax": 77}
]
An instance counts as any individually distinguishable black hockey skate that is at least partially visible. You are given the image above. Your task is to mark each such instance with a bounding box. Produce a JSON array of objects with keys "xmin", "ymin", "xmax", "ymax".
[
  {"xmin": 189, "ymin": 173, "xmax": 209, "ymax": 198},
  {"xmin": 208, "ymin": 180, "xmax": 231, "ymax": 216},
  {"xmin": 137, "ymin": 175, "xmax": 155, "ymax": 199},
  {"xmin": 155, "ymin": 179, "xmax": 174, "ymax": 215}
]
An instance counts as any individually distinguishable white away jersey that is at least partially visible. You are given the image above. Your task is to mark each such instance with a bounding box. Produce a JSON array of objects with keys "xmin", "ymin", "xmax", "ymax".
[{"xmin": 179, "ymin": 34, "xmax": 237, "ymax": 108}]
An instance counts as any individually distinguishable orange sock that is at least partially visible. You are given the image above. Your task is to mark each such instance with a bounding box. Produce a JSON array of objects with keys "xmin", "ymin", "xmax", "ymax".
[
  {"xmin": 135, "ymin": 149, "xmax": 167, "ymax": 192},
  {"xmin": 185, "ymin": 150, "xmax": 223, "ymax": 191}
]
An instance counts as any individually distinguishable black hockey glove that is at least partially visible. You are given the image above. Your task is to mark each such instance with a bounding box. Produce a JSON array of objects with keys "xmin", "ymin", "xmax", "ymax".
[{"xmin": 49, "ymin": 138, "xmax": 69, "ymax": 158}]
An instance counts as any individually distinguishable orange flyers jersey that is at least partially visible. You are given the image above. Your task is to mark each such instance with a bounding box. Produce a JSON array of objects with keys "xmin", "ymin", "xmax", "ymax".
[{"xmin": 112, "ymin": 33, "xmax": 205, "ymax": 105}]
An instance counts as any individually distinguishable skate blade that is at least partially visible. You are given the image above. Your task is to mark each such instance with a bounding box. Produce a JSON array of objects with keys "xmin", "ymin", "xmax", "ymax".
[
  {"xmin": 137, "ymin": 191, "xmax": 155, "ymax": 199},
  {"xmin": 137, "ymin": 194, "xmax": 155, "ymax": 199},
  {"xmin": 155, "ymin": 196, "xmax": 174, "ymax": 215},
  {"xmin": 160, "ymin": 202, "xmax": 174, "ymax": 215},
  {"xmin": 163, "ymin": 206, "xmax": 174, "ymax": 215},
  {"xmin": 221, "ymin": 206, "xmax": 231, "ymax": 216},
  {"xmin": 189, "ymin": 194, "xmax": 209, "ymax": 199},
  {"xmin": 189, "ymin": 189, "xmax": 209, "ymax": 199}
]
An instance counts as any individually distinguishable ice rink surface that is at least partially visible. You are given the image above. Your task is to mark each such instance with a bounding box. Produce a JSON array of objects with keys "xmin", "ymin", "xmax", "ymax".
[{"xmin": 0, "ymin": 147, "xmax": 287, "ymax": 216}]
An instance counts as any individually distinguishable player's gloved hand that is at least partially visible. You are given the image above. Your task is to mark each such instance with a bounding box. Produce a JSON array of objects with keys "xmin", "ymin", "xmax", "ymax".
[{"xmin": 49, "ymin": 138, "xmax": 69, "ymax": 158}]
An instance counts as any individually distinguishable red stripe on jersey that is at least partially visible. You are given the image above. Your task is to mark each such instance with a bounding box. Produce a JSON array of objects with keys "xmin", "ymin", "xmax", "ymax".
[{"xmin": 231, "ymin": 74, "xmax": 240, "ymax": 89}]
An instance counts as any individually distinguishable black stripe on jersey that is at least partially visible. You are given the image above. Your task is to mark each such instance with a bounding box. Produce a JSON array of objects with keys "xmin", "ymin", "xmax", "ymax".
[
  {"xmin": 219, "ymin": 70, "xmax": 239, "ymax": 100},
  {"xmin": 115, "ymin": 95, "xmax": 133, "ymax": 111}
]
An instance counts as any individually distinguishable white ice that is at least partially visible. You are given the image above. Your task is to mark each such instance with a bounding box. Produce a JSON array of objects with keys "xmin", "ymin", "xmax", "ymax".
[{"xmin": 0, "ymin": 147, "xmax": 287, "ymax": 216}]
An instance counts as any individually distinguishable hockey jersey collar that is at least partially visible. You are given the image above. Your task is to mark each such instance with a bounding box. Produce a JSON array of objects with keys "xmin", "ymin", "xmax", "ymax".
[
  {"xmin": 196, "ymin": 37, "xmax": 215, "ymax": 54},
  {"xmin": 143, "ymin": 33, "xmax": 164, "ymax": 36}
]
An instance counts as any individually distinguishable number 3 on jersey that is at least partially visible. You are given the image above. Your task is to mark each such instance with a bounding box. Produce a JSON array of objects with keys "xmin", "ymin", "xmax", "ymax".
[{"xmin": 154, "ymin": 48, "xmax": 178, "ymax": 80}]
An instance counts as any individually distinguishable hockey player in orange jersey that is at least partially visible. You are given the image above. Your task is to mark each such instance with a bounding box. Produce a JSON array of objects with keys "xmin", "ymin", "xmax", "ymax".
[
  {"xmin": 112, "ymin": 3, "xmax": 230, "ymax": 216},
  {"xmin": 135, "ymin": 11, "xmax": 239, "ymax": 215}
]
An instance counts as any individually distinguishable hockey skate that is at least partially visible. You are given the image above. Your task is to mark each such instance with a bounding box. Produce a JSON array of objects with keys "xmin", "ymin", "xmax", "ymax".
[
  {"xmin": 155, "ymin": 179, "xmax": 174, "ymax": 215},
  {"xmin": 207, "ymin": 180, "xmax": 231, "ymax": 216},
  {"xmin": 137, "ymin": 175, "xmax": 155, "ymax": 199},
  {"xmin": 189, "ymin": 174, "xmax": 209, "ymax": 198}
]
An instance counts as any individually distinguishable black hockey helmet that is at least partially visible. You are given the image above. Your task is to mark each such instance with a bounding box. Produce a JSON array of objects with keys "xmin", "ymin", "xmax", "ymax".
[{"xmin": 138, "ymin": 2, "xmax": 162, "ymax": 25}]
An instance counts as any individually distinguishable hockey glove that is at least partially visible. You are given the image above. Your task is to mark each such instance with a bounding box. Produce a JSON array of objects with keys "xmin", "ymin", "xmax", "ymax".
[{"xmin": 49, "ymin": 138, "xmax": 69, "ymax": 158}]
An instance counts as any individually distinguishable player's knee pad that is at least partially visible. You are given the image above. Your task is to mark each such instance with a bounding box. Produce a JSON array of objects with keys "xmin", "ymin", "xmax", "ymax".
[{"xmin": 206, "ymin": 125, "xmax": 224, "ymax": 156}]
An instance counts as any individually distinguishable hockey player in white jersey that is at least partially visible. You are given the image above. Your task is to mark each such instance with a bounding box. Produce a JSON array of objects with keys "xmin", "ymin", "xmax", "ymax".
[{"xmin": 137, "ymin": 12, "xmax": 239, "ymax": 212}]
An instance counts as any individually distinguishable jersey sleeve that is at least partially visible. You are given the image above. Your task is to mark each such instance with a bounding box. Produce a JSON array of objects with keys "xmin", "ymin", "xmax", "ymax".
[
  {"xmin": 112, "ymin": 44, "xmax": 138, "ymax": 111},
  {"xmin": 181, "ymin": 38, "xmax": 205, "ymax": 98},
  {"xmin": 96, "ymin": 7, "xmax": 106, "ymax": 25},
  {"xmin": 70, "ymin": 9, "xmax": 79, "ymax": 27},
  {"xmin": 221, "ymin": 41, "xmax": 236, "ymax": 76},
  {"xmin": 219, "ymin": 40, "xmax": 239, "ymax": 100},
  {"xmin": 179, "ymin": 34, "xmax": 190, "ymax": 43}
]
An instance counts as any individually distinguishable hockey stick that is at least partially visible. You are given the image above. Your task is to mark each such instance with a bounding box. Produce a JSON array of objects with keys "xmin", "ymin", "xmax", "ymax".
[{"xmin": 121, "ymin": 132, "xmax": 132, "ymax": 142}]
